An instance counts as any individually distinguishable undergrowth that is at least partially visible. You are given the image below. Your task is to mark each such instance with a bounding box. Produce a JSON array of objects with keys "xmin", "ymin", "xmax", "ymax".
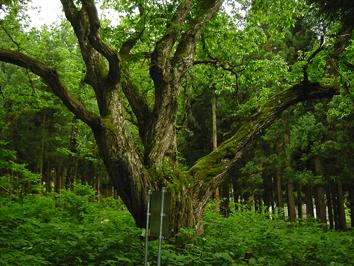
[{"xmin": 0, "ymin": 185, "xmax": 353, "ymax": 265}]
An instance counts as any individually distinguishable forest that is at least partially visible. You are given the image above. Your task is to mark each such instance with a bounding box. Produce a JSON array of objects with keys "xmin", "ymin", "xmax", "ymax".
[{"xmin": 0, "ymin": 0, "xmax": 354, "ymax": 265}]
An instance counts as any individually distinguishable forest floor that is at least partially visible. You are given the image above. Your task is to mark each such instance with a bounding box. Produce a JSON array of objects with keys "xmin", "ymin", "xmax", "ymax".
[{"xmin": 1, "ymin": 184, "xmax": 354, "ymax": 265}]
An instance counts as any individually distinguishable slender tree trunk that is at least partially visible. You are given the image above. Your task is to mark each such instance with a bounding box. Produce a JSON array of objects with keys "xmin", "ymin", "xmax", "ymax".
[
  {"xmin": 45, "ymin": 161, "xmax": 51, "ymax": 193},
  {"xmin": 232, "ymin": 175, "xmax": 240, "ymax": 211},
  {"xmin": 297, "ymin": 184, "xmax": 303, "ymax": 219},
  {"xmin": 39, "ymin": 112, "xmax": 46, "ymax": 188},
  {"xmin": 315, "ymin": 186, "xmax": 327, "ymax": 223},
  {"xmin": 349, "ymin": 185, "xmax": 354, "ymax": 228},
  {"xmin": 211, "ymin": 89, "xmax": 217, "ymax": 152},
  {"xmin": 326, "ymin": 184, "xmax": 334, "ymax": 229},
  {"xmin": 276, "ymin": 169, "xmax": 284, "ymax": 217},
  {"xmin": 211, "ymin": 88, "xmax": 220, "ymax": 200},
  {"xmin": 336, "ymin": 179, "xmax": 347, "ymax": 230},
  {"xmin": 96, "ymin": 175, "xmax": 101, "ymax": 202},
  {"xmin": 270, "ymin": 179, "xmax": 275, "ymax": 215},
  {"xmin": 67, "ymin": 116, "xmax": 79, "ymax": 188},
  {"xmin": 263, "ymin": 180, "xmax": 273, "ymax": 217},
  {"xmin": 305, "ymin": 185, "xmax": 314, "ymax": 218},
  {"xmin": 254, "ymin": 193, "xmax": 260, "ymax": 213},
  {"xmin": 314, "ymin": 157, "xmax": 326, "ymax": 223},
  {"xmin": 287, "ymin": 180, "xmax": 296, "ymax": 222},
  {"xmin": 283, "ymin": 129, "xmax": 296, "ymax": 222},
  {"xmin": 332, "ymin": 181, "xmax": 340, "ymax": 229},
  {"xmin": 54, "ymin": 166, "xmax": 63, "ymax": 193},
  {"xmin": 219, "ymin": 177, "xmax": 230, "ymax": 217}
]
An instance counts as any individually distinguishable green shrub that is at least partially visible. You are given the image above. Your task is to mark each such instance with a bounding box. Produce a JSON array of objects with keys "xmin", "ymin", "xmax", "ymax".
[{"xmin": 1, "ymin": 193, "xmax": 354, "ymax": 265}]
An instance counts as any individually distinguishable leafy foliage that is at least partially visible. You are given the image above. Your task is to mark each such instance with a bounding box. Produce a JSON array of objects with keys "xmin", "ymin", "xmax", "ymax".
[
  {"xmin": 0, "ymin": 185, "xmax": 142, "ymax": 266},
  {"xmin": 1, "ymin": 192, "xmax": 354, "ymax": 266},
  {"xmin": 0, "ymin": 140, "xmax": 41, "ymax": 197}
]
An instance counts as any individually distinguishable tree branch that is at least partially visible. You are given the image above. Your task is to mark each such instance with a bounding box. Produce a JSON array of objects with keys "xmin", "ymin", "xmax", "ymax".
[
  {"xmin": 1, "ymin": 23, "xmax": 36, "ymax": 94},
  {"xmin": 119, "ymin": 3, "xmax": 146, "ymax": 59},
  {"xmin": 60, "ymin": 0, "xmax": 98, "ymax": 86},
  {"xmin": 193, "ymin": 58, "xmax": 244, "ymax": 76},
  {"xmin": 121, "ymin": 74, "xmax": 152, "ymax": 138},
  {"xmin": 172, "ymin": 0, "xmax": 224, "ymax": 76},
  {"xmin": 190, "ymin": 23, "xmax": 354, "ymax": 203},
  {"xmin": 190, "ymin": 80, "xmax": 338, "ymax": 200},
  {"xmin": 0, "ymin": 48, "xmax": 101, "ymax": 128},
  {"xmin": 145, "ymin": 0, "xmax": 224, "ymax": 166},
  {"xmin": 150, "ymin": 0, "xmax": 193, "ymax": 84},
  {"xmin": 81, "ymin": 0, "xmax": 120, "ymax": 84},
  {"xmin": 303, "ymin": 35, "xmax": 325, "ymax": 82},
  {"xmin": 60, "ymin": 0, "xmax": 114, "ymax": 90}
]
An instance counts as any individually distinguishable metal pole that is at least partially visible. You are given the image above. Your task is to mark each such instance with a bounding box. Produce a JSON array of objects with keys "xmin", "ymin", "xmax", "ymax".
[
  {"xmin": 144, "ymin": 190, "xmax": 152, "ymax": 266},
  {"xmin": 157, "ymin": 187, "xmax": 166, "ymax": 266}
]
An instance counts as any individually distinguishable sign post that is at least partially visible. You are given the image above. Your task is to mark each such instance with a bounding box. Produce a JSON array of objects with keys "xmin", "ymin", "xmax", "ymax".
[
  {"xmin": 157, "ymin": 187, "xmax": 166, "ymax": 266},
  {"xmin": 144, "ymin": 190, "xmax": 152, "ymax": 266},
  {"xmin": 143, "ymin": 187, "xmax": 170, "ymax": 266}
]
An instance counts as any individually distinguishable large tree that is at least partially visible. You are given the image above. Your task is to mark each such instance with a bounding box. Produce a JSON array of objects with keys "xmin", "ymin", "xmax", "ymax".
[{"xmin": 0, "ymin": 0, "xmax": 352, "ymax": 234}]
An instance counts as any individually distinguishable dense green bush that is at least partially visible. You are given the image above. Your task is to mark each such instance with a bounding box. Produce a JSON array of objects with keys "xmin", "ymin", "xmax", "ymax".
[
  {"xmin": 0, "ymin": 185, "xmax": 142, "ymax": 266},
  {"xmin": 1, "ymin": 188, "xmax": 353, "ymax": 265}
]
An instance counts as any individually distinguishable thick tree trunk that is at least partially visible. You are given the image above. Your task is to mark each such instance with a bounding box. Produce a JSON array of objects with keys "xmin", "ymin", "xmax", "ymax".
[
  {"xmin": 1, "ymin": 0, "xmax": 351, "ymax": 237},
  {"xmin": 93, "ymin": 126, "xmax": 151, "ymax": 228},
  {"xmin": 0, "ymin": 47, "xmax": 339, "ymax": 234}
]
